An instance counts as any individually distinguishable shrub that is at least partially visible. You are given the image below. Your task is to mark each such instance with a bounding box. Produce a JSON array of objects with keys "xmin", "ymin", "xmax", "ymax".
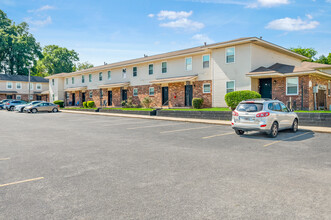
[
  {"xmin": 83, "ymin": 102, "xmax": 87, "ymax": 108},
  {"xmin": 225, "ymin": 90, "xmax": 261, "ymax": 110},
  {"xmin": 121, "ymin": 100, "xmax": 126, "ymax": 107},
  {"xmin": 192, "ymin": 98, "xmax": 204, "ymax": 109},
  {"xmin": 87, "ymin": 101, "xmax": 95, "ymax": 108},
  {"xmin": 53, "ymin": 100, "xmax": 64, "ymax": 108},
  {"xmin": 142, "ymin": 97, "xmax": 153, "ymax": 108},
  {"xmin": 124, "ymin": 97, "xmax": 134, "ymax": 108}
]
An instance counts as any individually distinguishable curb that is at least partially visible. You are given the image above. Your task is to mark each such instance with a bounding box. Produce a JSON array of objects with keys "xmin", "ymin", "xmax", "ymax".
[{"xmin": 61, "ymin": 110, "xmax": 331, "ymax": 134}]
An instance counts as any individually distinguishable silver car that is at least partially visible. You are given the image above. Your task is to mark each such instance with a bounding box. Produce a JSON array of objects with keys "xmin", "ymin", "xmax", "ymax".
[
  {"xmin": 15, "ymin": 101, "xmax": 44, "ymax": 113},
  {"xmin": 231, "ymin": 99, "xmax": 299, "ymax": 138}
]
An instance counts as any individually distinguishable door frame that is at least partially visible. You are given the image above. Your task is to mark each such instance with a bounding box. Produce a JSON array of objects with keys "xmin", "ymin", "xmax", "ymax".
[
  {"xmin": 108, "ymin": 90, "xmax": 112, "ymax": 106},
  {"xmin": 72, "ymin": 93, "xmax": 75, "ymax": 106},
  {"xmin": 162, "ymin": 87, "xmax": 169, "ymax": 106},
  {"xmin": 185, "ymin": 85, "xmax": 193, "ymax": 107},
  {"xmin": 259, "ymin": 78, "xmax": 272, "ymax": 99}
]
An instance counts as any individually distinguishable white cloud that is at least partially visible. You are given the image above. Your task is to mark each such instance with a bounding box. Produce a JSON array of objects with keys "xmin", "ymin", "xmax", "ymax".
[
  {"xmin": 149, "ymin": 10, "xmax": 204, "ymax": 32},
  {"xmin": 186, "ymin": 0, "xmax": 289, "ymax": 8},
  {"xmin": 192, "ymin": 34, "xmax": 214, "ymax": 44},
  {"xmin": 28, "ymin": 5, "xmax": 55, "ymax": 13},
  {"xmin": 266, "ymin": 17, "xmax": 319, "ymax": 31},
  {"xmin": 157, "ymin": 10, "xmax": 193, "ymax": 20},
  {"xmin": 160, "ymin": 18, "xmax": 204, "ymax": 31},
  {"xmin": 24, "ymin": 16, "xmax": 52, "ymax": 27},
  {"xmin": 256, "ymin": 0, "xmax": 289, "ymax": 7}
]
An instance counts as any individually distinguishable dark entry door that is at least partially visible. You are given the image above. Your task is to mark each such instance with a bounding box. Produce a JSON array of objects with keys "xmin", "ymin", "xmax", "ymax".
[
  {"xmin": 82, "ymin": 93, "xmax": 86, "ymax": 103},
  {"xmin": 122, "ymin": 89, "xmax": 127, "ymax": 101},
  {"xmin": 108, "ymin": 91, "xmax": 112, "ymax": 106},
  {"xmin": 259, "ymin": 78, "xmax": 272, "ymax": 99},
  {"xmin": 162, "ymin": 87, "xmax": 169, "ymax": 106},
  {"xmin": 72, "ymin": 93, "xmax": 75, "ymax": 106},
  {"xmin": 6, "ymin": 95, "xmax": 12, "ymax": 99},
  {"xmin": 185, "ymin": 85, "xmax": 193, "ymax": 107}
]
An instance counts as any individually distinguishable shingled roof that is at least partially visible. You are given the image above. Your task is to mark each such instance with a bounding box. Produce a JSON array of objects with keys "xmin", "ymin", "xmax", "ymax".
[{"xmin": 0, "ymin": 74, "xmax": 49, "ymax": 83}]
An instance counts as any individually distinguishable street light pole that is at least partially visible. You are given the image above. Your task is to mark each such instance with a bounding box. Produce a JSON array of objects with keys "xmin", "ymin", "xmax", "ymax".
[{"xmin": 28, "ymin": 68, "xmax": 31, "ymax": 102}]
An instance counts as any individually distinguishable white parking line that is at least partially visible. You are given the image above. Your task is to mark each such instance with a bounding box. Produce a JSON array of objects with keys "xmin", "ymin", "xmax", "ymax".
[
  {"xmin": 0, "ymin": 158, "xmax": 10, "ymax": 161},
  {"xmin": 0, "ymin": 177, "xmax": 44, "ymax": 188},
  {"xmin": 160, "ymin": 125, "xmax": 216, "ymax": 134},
  {"xmin": 264, "ymin": 132, "xmax": 313, "ymax": 147},
  {"xmin": 202, "ymin": 132, "xmax": 234, "ymax": 139},
  {"xmin": 128, "ymin": 123, "xmax": 186, "ymax": 130}
]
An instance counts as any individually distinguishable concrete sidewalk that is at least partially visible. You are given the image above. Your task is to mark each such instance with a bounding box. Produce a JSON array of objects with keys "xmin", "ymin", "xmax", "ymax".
[{"xmin": 61, "ymin": 110, "xmax": 331, "ymax": 134}]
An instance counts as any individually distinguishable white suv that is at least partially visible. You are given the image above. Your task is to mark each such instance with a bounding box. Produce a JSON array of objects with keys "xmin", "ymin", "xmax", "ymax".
[{"xmin": 231, "ymin": 99, "xmax": 299, "ymax": 138}]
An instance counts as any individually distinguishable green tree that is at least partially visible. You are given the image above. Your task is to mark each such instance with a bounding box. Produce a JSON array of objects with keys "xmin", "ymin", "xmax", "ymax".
[
  {"xmin": 289, "ymin": 47, "xmax": 317, "ymax": 62},
  {"xmin": 34, "ymin": 45, "xmax": 79, "ymax": 75},
  {"xmin": 0, "ymin": 10, "xmax": 42, "ymax": 75},
  {"xmin": 75, "ymin": 61, "xmax": 94, "ymax": 71},
  {"xmin": 316, "ymin": 53, "xmax": 331, "ymax": 64}
]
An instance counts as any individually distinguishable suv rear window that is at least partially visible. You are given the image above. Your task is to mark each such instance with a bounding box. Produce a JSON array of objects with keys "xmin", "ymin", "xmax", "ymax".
[{"xmin": 237, "ymin": 103, "xmax": 263, "ymax": 112}]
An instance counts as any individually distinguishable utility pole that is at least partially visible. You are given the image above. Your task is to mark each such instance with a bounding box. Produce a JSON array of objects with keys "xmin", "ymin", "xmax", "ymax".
[{"xmin": 28, "ymin": 68, "xmax": 31, "ymax": 102}]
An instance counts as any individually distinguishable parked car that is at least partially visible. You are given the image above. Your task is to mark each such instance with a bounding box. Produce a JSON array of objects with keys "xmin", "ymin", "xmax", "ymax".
[
  {"xmin": 231, "ymin": 99, "xmax": 299, "ymax": 138},
  {"xmin": 5, "ymin": 100, "xmax": 28, "ymax": 111},
  {"xmin": 0, "ymin": 99, "xmax": 13, "ymax": 110},
  {"xmin": 15, "ymin": 101, "xmax": 44, "ymax": 113},
  {"xmin": 25, "ymin": 102, "xmax": 59, "ymax": 113}
]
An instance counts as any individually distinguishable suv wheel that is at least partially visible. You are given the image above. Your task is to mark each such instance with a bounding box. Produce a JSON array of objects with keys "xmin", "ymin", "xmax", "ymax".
[
  {"xmin": 10, "ymin": 106, "xmax": 14, "ymax": 111},
  {"xmin": 31, "ymin": 108, "xmax": 38, "ymax": 114},
  {"xmin": 52, "ymin": 108, "xmax": 58, "ymax": 113},
  {"xmin": 235, "ymin": 129, "xmax": 245, "ymax": 135},
  {"xmin": 292, "ymin": 119, "xmax": 298, "ymax": 133},
  {"xmin": 269, "ymin": 122, "xmax": 278, "ymax": 138}
]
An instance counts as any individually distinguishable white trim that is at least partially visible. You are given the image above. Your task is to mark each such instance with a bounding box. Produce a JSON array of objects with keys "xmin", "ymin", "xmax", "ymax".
[
  {"xmin": 16, "ymin": 82, "xmax": 22, "ymax": 89},
  {"xmin": 286, "ymin": 77, "xmax": 299, "ymax": 96},
  {"xmin": 6, "ymin": 81, "xmax": 12, "ymax": 89},
  {"xmin": 133, "ymin": 88, "xmax": 138, "ymax": 96},
  {"xmin": 148, "ymin": 63, "xmax": 154, "ymax": 75},
  {"xmin": 36, "ymin": 83, "xmax": 42, "ymax": 90},
  {"xmin": 225, "ymin": 47, "xmax": 235, "ymax": 64},
  {"xmin": 89, "ymin": 74, "xmax": 92, "ymax": 82},
  {"xmin": 108, "ymin": 70, "xmax": 111, "ymax": 80},
  {"xmin": 203, "ymin": 83, "xmax": 211, "ymax": 93},
  {"xmin": 202, "ymin": 54, "xmax": 210, "ymax": 69},
  {"xmin": 99, "ymin": 72, "xmax": 103, "ymax": 81},
  {"xmin": 132, "ymin": 66, "xmax": 138, "ymax": 77},
  {"xmin": 226, "ymin": 80, "xmax": 235, "ymax": 93},
  {"xmin": 29, "ymin": 83, "xmax": 34, "ymax": 90},
  {"xmin": 81, "ymin": 75, "xmax": 85, "ymax": 84},
  {"xmin": 149, "ymin": 87, "xmax": 155, "ymax": 96},
  {"xmin": 185, "ymin": 57, "xmax": 192, "ymax": 71},
  {"xmin": 16, "ymin": 95, "xmax": 21, "ymax": 100},
  {"xmin": 161, "ymin": 61, "xmax": 167, "ymax": 74}
]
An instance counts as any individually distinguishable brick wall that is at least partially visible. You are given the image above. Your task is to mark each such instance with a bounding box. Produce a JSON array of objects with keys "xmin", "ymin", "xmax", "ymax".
[
  {"xmin": 193, "ymin": 80, "xmax": 212, "ymax": 108},
  {"xmin": 308, "ymin": 75, "xmax": 331, "ymax": 110}
]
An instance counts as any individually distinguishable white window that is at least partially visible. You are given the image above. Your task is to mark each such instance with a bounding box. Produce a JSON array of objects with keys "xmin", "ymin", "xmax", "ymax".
[
  {"xmin": 162, "ymin": 62, "xmax": 167, "ymax": 73},
  {"xmin": 185, "ymin": 57, "xmax": 192, "ymax": 71},
  {"xmin": 133, "ymin": 67, "xmax": 137, "ymax": 77},
  {"xmin": 82, "ymin": 75, "xmax": 85, "ymax": 83},
  {"xmin": 286, "ymin": 77, "xmax": 299, "ymax": 95},
  {"xmin": 108, "ymin": 71, "xmax": 111, "ymax": 80},
  {"xmin": 99, "ymin": 72, "xmax": 103, "ymax": 81},
  {"xmin": 6, "ymin": 82, "xmax": 12, "ymax": 89},
  {"xmin": 203, "ymin": 83, "xmax": 211, "ymax": 93},
  {"xmin": 52, "ymin": 79, "xmax": 54, "ymax": 86},
  {"xmin": 149, "ymin": 64, "xmax": 153, "ymax": 75},
  {"xmin": 52, "ymin": 94, "xmax": 55, "ymax": 101},
  {"xmin": 149, "ymin": 87, "xmax": 154, "ymax": 96},
  {"xmin": 203, "ymin": 55, "xmax": 210, "ymax": 68},
  {"xmin": 36, "ymin": 83, "xmax": 42, "ymax": 90},
  {"xmin": 226, "ymin": 80, "xmax": 235, "ymax": 93},
  {"xmin": 226, "ymin": 47, "xmax": 235, "ymax": 63},
  {"xmin": 72, "ymin": 77, "xmax": 74, "ymax": 84},
  {"xmin": 29, "ymin": 83, "xmax": 33, "ymax": 90},
  {"xmin": 89, "ymin": 74, "xmax": 92, "ymax": 82},
  {"xmin": 66, "ymin": 78, "xmax": 68, "ymax": 85},
  {"xmin": 16, "ymin": 95, "xmax": 21, "ymax": 100},
  {"xmin": 89, "ymin": 91, "xmax": 93, "ymax": 98},
  {"xmin": 66, "ymin": 93, "xmax": 69, "ymax": 99},
  {"xmin": 133, "ymin": 88, "xmax": 138, "ymax": 96},
  {"xmin": 16, "ymin": 82, "xmax": 22, "ymax": 89},
  {"xmin": 122, "ymin": 68, "xmax": 127, "ymax": 78},
  {"xmin": 30, "ymin": 95, "xmax": 33, "ymax": 100}
]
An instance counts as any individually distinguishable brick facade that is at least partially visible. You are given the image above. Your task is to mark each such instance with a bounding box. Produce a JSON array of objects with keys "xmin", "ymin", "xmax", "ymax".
[
  {"xmin": 64, "ymin": 80, "xmax": 213, "ymax": 108},
  {"xmin": 271, "ymin": 75, "xmax": 330, "ymax": 110}
]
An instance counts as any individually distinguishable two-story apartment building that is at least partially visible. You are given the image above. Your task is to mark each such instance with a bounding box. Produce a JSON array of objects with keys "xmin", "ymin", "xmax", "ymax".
[
  {"xmin": 0, "ymin": 75, "xmax": 49, "ymax": 101},
  {"xmin": 47, "ymin": 37, "xmax": 331, "ymax": 110}
]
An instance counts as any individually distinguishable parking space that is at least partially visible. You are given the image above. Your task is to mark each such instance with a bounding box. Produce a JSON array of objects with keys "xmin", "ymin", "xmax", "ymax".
[{"xmin": 0, "ymin": 110, "xmax": 331, "ymax": 219}]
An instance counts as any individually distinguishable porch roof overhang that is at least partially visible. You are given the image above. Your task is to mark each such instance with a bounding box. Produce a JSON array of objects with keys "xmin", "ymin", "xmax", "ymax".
[
  {"xmin": 247, "ymin": 70, "xmax": 331, "ymax": 78},
  {"xmin": 98, "ymin": 82, "xmax": 130, "ymax": 89},
  {"xmin": 64, "ymin": 86, "xmax": 87, "ymax": 92},
  {"xmin": 0, "ymin": 91, "xmax": 18, "ymax": 94},
  {"xmin": 150, "ymin": 75, "xmax": 198, "ymax": 84},
  {"xmin": 41, "ymin": 90, "xmax": 49, "ymax": 95}
]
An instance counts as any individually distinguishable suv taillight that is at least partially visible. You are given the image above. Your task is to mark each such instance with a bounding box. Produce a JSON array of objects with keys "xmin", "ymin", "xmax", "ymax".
[
  {"xmin": 232, "ymin": 111, "xmax": 239, "ymax": 116},
  {"xmin": 6, "ymin": 103, "xmax": 9, "ymax": 105},
  {"xmin": 256, "ymin": 112, "xmax": 270, "ymax": 117}
]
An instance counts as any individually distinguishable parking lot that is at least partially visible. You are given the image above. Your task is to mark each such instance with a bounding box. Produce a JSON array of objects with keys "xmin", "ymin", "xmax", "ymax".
[{"xmin": 0, "ymin": 110, "xmax": 331, "ymax": 219}]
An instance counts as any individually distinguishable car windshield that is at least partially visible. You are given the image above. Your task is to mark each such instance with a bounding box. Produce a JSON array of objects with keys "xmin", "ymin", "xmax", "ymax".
[{"xmin": 237, "ymin": 103, "xmax": 263, "ymax": 112}]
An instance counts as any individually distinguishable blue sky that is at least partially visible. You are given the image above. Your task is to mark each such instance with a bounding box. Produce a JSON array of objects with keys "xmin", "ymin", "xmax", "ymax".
[{"xmin": 1, "ymin": 0, "xmax": 331, "ymax": 66}]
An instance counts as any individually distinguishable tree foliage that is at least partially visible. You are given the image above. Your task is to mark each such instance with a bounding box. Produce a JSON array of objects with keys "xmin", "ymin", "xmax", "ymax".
[
  {"xmin": 289, "ymin": 47, "xmax": 317, "ymax": 62},
  {"xmin": 0, "ymin": 10, "xmax": 42, "ymax": 75},
  {"xmin": 315, "ymin": 53, "xmax": 331, "ymax": 64},
  {"xmin": 33, "ymin": 45, "xmax": 79, "ymax": 75},
  {"xmin": 75, "ymin": 61, "xmax": 94, "ymax": 71}
]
